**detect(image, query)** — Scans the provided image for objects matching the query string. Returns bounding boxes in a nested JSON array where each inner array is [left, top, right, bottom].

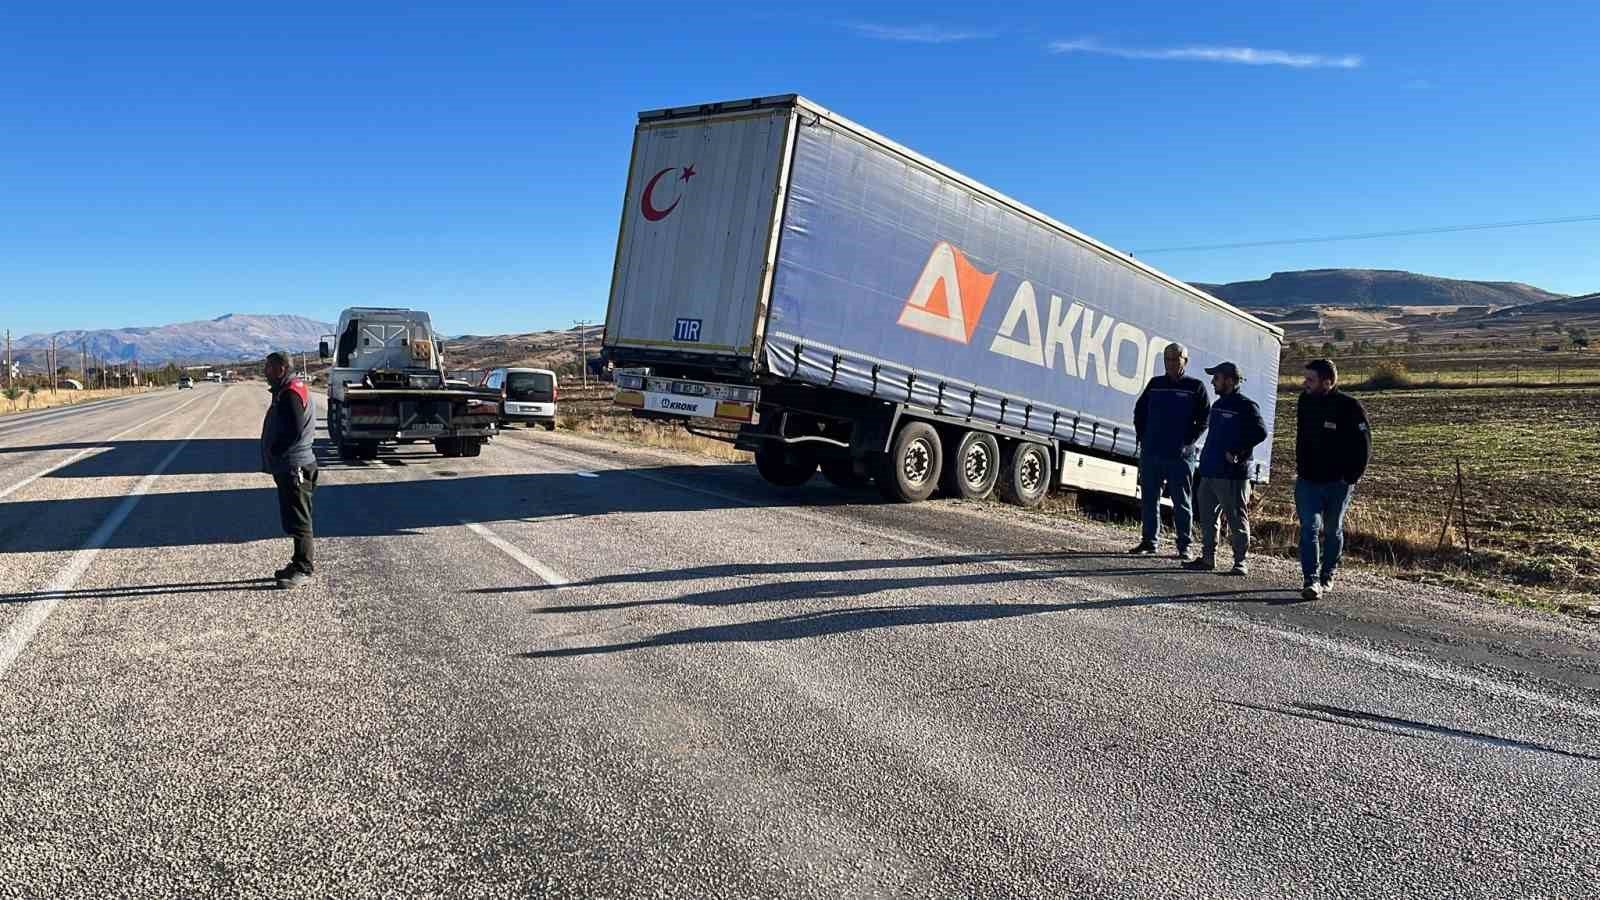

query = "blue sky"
[[4, 1, 1597, 336]]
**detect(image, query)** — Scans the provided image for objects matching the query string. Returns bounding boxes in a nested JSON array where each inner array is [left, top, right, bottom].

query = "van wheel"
[[877, 420, 942, 503], [820, 459, 870, 490], [543, 421, 557, 432], [997, 441, 1051, 508], [755, 444, 817, 487], [941, 430, 1000, 500]]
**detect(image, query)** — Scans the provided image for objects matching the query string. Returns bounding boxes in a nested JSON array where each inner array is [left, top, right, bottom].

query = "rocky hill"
[[1190, 269, 1564, 309], [13, 314, 333, 368]]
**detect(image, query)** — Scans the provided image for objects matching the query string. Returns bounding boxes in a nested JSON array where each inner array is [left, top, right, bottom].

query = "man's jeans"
[[1295, 478, 1354, 583], [1195, 477, 1251, 565], [1139, 453, 1197, 551]]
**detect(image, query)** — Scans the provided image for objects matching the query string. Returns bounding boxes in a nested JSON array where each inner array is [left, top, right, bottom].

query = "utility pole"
[[4, 329, 10, 392], [81, 340, 87, 387], [574, 320, 591, 387], [50, 336, 57, 392]]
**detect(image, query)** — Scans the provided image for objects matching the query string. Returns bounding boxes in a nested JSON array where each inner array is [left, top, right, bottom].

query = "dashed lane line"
[[0, 387, 231, 680], [462, 520, 570, 587]]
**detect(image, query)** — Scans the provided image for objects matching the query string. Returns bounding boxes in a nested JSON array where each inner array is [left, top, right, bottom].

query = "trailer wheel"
[[877, 420, 942, 503], [337, 442, 360, 462], [941, 430, 1000, 500], [997, 441, 1051, 508], [460, 437, 482, 458], [820, 459, 871, 490], [435, 437, 462, 458], [755, 444, 817, 487]]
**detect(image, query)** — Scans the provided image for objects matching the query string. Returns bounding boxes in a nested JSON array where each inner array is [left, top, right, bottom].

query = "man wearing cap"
[[260, 351, 318, 589], [1295, 358, 1371, 600], [1131, 342, 1211, 559], [1184, 362, 1268, 576]]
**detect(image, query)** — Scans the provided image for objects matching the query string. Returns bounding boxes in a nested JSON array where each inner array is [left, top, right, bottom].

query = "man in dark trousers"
[[1131, 342, 1211, 560], [1295, 358, 1371, 601], [1184, 362, 1268, 576], [260, 351, 318, 589]]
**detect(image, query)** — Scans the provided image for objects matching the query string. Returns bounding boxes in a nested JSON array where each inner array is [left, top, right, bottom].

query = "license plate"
[[412, 423, 444, 432]]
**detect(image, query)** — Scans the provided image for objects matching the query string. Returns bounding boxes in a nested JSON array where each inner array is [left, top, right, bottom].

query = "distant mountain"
[[1190, 269, 1565, 309], [13, 313, 333, 368], [1486, 291, 1600, 318]]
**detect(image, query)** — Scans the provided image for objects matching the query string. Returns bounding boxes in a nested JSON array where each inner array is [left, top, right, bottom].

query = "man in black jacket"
[[1131, 343, 1211, 559], [1183, 362, 1268, 576], [1294, 358, 1371, 601], [261, 352, 318, 589]]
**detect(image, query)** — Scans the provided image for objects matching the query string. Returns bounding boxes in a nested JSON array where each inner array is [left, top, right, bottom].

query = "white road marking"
[[463, 520, 570, 587], [0, 390, 211, 501], [498, 434, 1600, 723], [0, 388, 230, 680]]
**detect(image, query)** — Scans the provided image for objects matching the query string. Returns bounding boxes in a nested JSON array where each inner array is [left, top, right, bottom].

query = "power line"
[[1132, 214, 1600, 255]]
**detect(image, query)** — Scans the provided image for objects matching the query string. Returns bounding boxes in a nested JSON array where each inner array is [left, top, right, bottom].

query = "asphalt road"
[[1, 383, 1597, 898]]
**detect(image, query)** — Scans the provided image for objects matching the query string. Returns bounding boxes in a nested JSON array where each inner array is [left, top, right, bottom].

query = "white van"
[[481, 367, 558, 430]]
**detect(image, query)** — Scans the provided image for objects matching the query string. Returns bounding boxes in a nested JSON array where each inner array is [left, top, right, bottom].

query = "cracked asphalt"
[[1, 383, 1597, 898]]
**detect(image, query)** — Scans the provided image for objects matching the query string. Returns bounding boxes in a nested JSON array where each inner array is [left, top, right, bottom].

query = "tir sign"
[[674, 318, 702, 342]]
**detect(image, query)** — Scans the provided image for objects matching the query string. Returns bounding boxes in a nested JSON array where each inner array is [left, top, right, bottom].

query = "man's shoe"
[[276, 569, 311, 589], [273, 564, 297, 580], [1227, 561, 1249, 576], [1128, 542, 1157, 555], [1181, 557, 1216, 571], [1318, 577, 1334, 597], [1175, 547, 1194, 563], [1301, 580, 1322, 601]]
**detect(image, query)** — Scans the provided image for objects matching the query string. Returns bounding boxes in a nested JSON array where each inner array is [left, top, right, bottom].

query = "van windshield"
[[506, 372, 554, 401]]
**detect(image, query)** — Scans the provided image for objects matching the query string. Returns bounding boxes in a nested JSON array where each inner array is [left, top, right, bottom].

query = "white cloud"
[[1049, 37, 1362, 69], [848, 22, 995, 44]]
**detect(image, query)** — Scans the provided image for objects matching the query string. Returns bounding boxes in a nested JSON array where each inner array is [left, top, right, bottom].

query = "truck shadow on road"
[[517, 588, 1305, 659], [0, 438, 264, 477], [0, 464, 953, 553]]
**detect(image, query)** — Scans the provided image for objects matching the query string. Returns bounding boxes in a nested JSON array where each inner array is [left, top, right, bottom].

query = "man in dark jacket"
[[1295, 358, 1371, 601], [261, 351, 318, 588], [1183, 362, 1268, 576], [1131, 342, 1211, 559]]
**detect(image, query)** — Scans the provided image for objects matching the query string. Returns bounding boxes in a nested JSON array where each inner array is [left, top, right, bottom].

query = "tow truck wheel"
[[997, 441, 1051, 508], [337, 442, 359, 462], [941, 430, 1000, 500], [876, 420, 942, 503], [754, 444, 817, 488], [358, 440, 380, 460]]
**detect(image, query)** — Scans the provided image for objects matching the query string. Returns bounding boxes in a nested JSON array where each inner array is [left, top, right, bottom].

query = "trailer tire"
[[820, 459, 871, 490], [877, 420, 942, 503], [460, 437, 482, 458], [359, 440, 381, 460], [435, 437, 462, 458], [337, 442, 360, 462], [997, 441, 1051, 508], [941, 430, 1000, 500], [755, 444, 817, 488]]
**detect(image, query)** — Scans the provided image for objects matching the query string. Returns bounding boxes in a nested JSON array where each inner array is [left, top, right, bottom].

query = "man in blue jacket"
[[1183, 362, 1268, 576], [1130, 342, 1211, 559]]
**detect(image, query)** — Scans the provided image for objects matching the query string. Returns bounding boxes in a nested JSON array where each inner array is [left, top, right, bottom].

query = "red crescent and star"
[[640, 164, 696, 221]]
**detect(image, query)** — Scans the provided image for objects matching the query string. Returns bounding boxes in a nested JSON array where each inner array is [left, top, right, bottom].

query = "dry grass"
[[0, 386, 157, 417], [559, 410, 750, 463]]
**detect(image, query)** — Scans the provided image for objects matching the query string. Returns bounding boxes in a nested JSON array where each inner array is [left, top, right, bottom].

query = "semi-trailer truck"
[[601, 95, 1284, 505]]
